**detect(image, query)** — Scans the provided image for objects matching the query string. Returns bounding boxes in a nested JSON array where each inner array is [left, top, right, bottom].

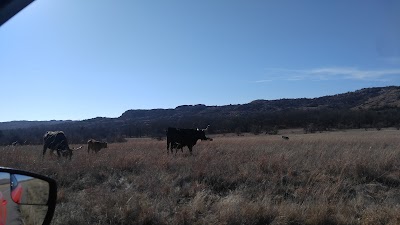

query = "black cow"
[[166, 126, 212, 154], [43, 131, 75, 160]]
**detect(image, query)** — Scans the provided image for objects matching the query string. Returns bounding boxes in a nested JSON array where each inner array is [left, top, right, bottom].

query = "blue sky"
[[1, 0, 400, 122]]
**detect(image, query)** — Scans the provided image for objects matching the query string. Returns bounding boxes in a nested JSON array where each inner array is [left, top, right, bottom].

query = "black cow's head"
[[196, 128, 213, 141]]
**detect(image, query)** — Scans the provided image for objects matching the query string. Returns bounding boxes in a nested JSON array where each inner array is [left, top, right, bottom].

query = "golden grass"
[[1, 129, 400, 224]]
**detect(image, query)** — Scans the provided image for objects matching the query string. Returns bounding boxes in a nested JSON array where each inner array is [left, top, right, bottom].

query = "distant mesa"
[[1, 86, 400, 143]]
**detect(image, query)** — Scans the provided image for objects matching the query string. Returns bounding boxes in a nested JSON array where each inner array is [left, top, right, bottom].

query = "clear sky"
[[1, 0, 400, 122]]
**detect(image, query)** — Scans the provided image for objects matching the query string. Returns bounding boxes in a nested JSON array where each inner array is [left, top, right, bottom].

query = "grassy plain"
[[1, 129, 400, 225]]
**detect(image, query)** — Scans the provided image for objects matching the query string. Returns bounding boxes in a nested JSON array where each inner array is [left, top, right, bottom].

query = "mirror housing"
[[0, 0, 35, 26], [0, 167, 57, 225]]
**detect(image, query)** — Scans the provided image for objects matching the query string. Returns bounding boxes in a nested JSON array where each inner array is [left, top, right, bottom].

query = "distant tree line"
[[1, 107, 399, 146]]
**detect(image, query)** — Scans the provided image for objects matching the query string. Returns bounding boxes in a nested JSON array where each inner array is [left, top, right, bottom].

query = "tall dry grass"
[[1, 129, 400, 224]]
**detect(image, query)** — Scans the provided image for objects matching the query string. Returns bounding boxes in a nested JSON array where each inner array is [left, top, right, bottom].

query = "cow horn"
[[73, 146, 83, 151], [202, 125, 210, 131]]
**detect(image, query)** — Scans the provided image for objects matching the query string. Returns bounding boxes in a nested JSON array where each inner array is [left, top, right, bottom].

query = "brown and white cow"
[[87, 139, 108, 153]]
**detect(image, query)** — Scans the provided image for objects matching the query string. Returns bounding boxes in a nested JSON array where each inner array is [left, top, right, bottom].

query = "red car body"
[[0, 192, 7, 225], [10, 175, 23, 204], [11, 185, 22, 204]]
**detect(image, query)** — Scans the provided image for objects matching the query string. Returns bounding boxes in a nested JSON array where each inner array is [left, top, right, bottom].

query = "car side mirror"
[[0, 167, 57, 225]]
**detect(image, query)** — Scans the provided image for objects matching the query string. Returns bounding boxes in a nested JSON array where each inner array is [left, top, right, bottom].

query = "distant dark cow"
[[42, 131, 76, 159], [87, 139, 108, 153], [166, 126, 212, 154], [282, 136, 289, 140]]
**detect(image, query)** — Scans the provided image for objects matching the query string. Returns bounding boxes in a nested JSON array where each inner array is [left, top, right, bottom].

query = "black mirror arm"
[[44, 175, 57, 225], [0, 0, 35, 26]]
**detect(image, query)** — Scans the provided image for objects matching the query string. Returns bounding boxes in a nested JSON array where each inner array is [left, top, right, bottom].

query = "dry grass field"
[[1, 129, 400, 225]]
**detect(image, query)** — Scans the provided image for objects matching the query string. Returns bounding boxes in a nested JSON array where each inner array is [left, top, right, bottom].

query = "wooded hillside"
[[1, 86, 400, 145]]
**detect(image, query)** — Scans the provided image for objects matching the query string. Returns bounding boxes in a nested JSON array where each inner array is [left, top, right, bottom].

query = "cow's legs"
[[172, 142, 177, 154], [176, 147, 183, 154], [171, 142, 184, 154], [178, 145, 183, 153], [170, 143, 173, 154], [42, 145, 48, 157], [172, 142, 182, 154], [175, 144, 179, 154], [167, 137, 170, 153], [170, 142, 176, 154], [188, 145, 193, 154]]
